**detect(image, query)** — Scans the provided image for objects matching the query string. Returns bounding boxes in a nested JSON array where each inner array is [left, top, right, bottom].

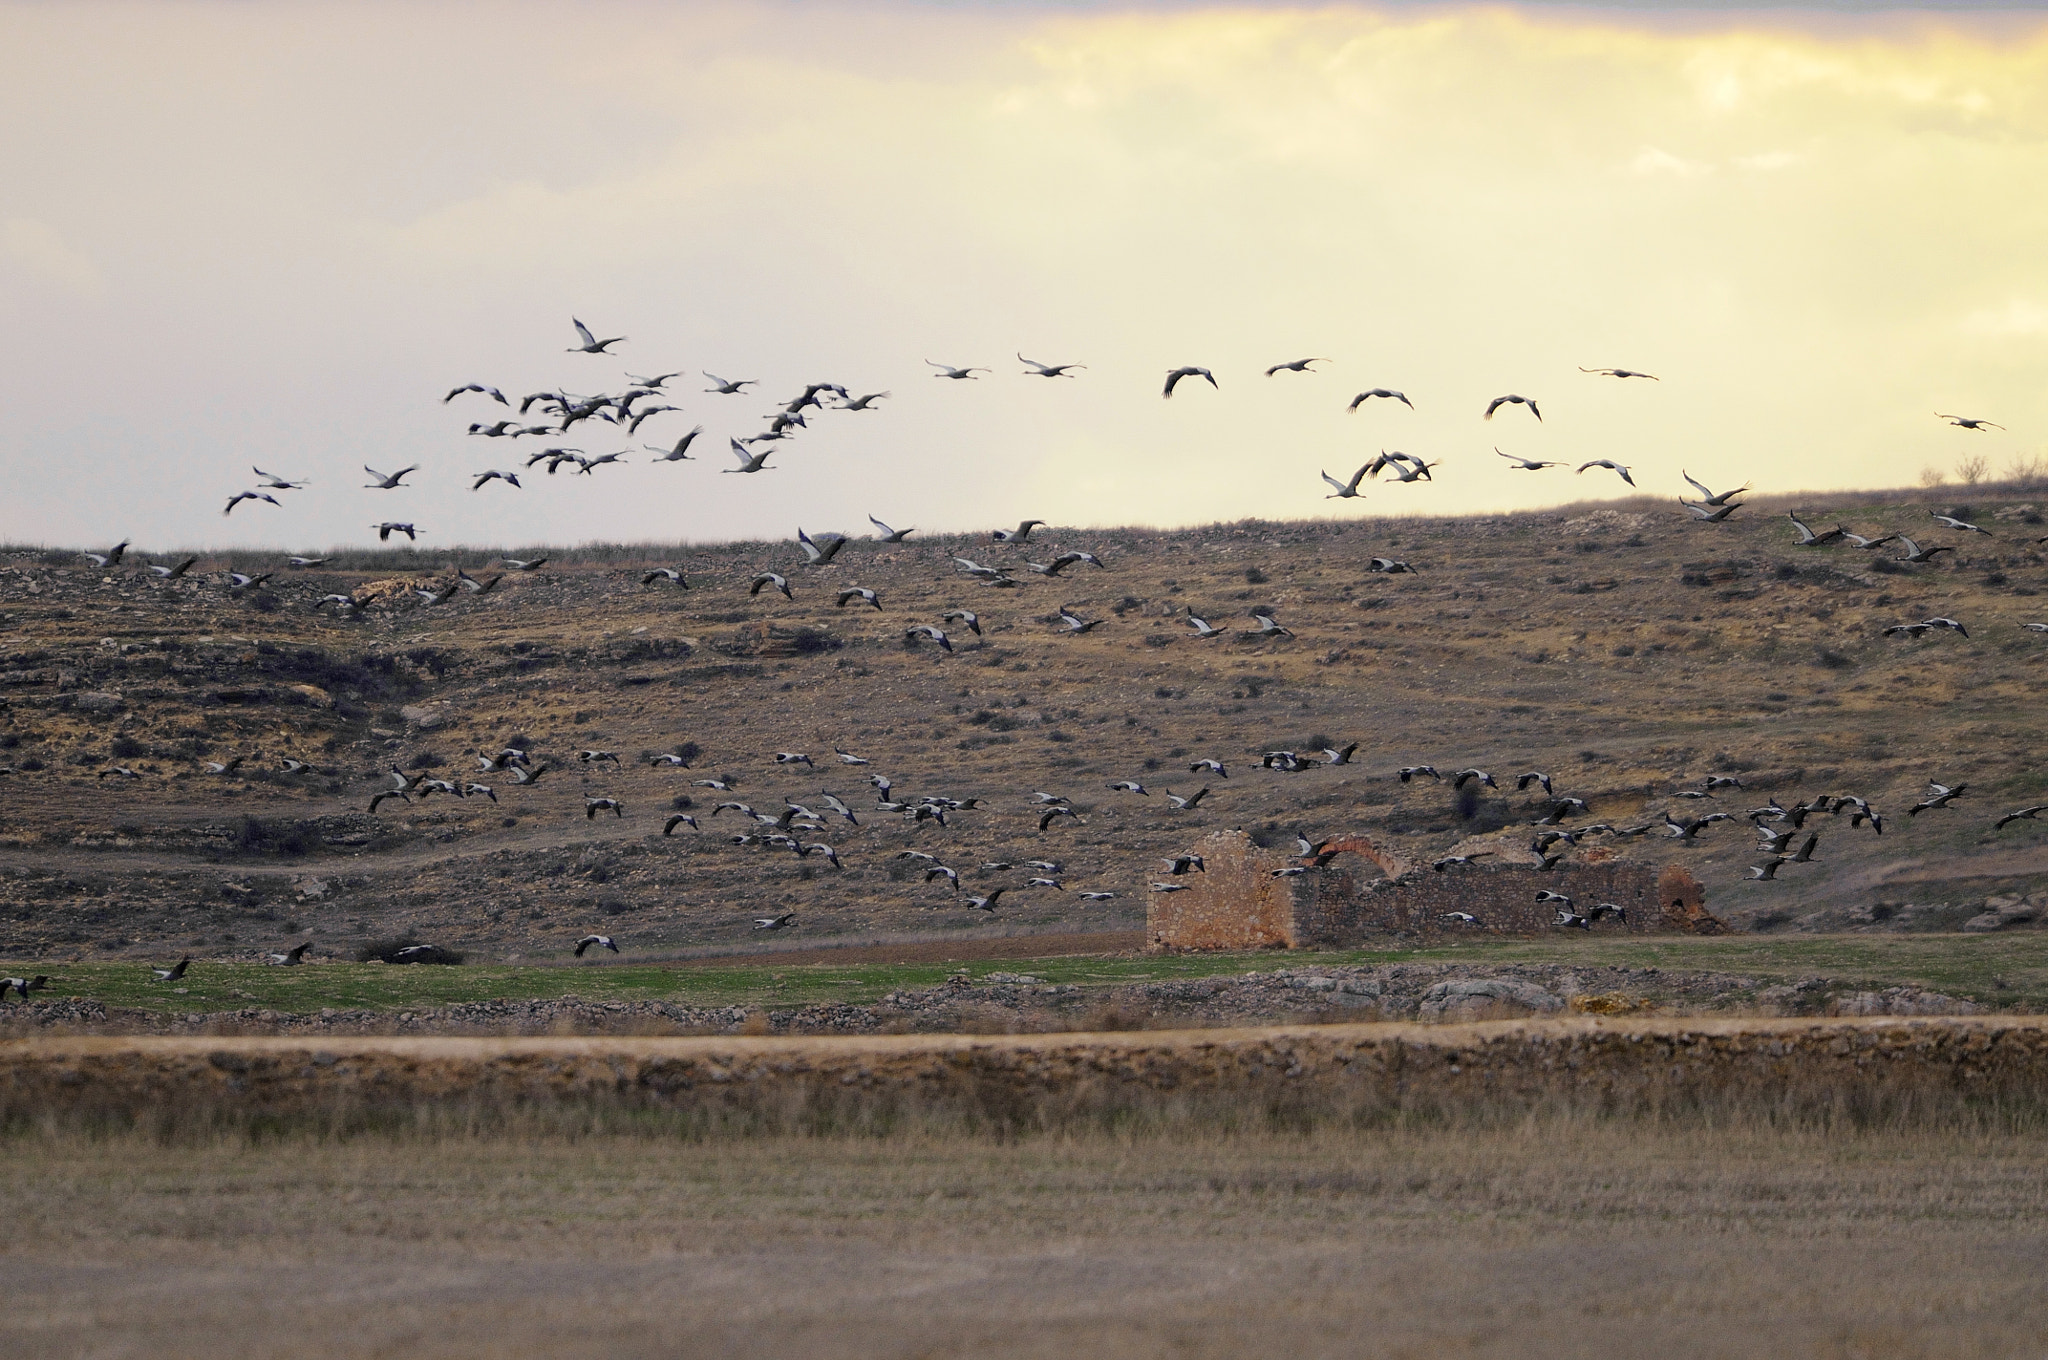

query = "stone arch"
[[1309, 834, 1412, 880]]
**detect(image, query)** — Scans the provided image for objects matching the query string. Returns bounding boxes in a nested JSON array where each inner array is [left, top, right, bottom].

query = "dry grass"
[[4, 1117, 2045, 1357]]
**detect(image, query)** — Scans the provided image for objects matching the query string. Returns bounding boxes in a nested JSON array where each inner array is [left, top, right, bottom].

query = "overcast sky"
[[3, 1, 2046, 552]]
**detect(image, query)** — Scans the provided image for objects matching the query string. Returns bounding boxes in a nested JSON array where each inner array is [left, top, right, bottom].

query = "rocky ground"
[[5, 487, 2048, 965], [0, 960, 1981, 1036]]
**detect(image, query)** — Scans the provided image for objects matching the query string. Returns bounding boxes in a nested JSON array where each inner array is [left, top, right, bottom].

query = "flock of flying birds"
[[61, 318, 2045, 971]]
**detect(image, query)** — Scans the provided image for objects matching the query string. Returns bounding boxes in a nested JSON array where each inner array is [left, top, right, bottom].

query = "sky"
[[3, 1, 2048, 552]]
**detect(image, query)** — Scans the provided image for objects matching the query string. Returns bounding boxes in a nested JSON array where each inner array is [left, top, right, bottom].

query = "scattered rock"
[[1419, 978, 1563, 1020]]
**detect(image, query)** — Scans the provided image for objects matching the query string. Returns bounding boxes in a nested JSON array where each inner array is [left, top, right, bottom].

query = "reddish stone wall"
[[1148, 830, 1720, 951], [1144, 831, 1299, 950]]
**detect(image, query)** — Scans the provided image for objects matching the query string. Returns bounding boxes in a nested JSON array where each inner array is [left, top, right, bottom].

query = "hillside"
[[3, 485, 2046, 966]]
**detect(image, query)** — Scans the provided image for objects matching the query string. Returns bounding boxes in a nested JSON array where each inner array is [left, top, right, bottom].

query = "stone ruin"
[[1147, 829, 1721, 951]]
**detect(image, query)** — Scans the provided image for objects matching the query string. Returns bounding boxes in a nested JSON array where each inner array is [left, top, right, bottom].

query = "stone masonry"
[[1148, 830, 1719, 950]]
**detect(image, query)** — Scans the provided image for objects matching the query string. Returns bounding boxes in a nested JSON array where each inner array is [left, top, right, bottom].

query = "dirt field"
[[7, 1119, 2045, 1358]]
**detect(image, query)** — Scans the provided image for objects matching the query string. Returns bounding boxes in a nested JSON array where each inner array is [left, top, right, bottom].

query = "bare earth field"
[[6, 486, 2048, 969], [8, 1120, 2047, 1359]]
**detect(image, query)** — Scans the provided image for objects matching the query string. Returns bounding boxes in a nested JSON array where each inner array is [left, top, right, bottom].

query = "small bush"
[[109, 735, 144, 759], [356, 937, 463, 965], [1244, 567, 1268, 585]]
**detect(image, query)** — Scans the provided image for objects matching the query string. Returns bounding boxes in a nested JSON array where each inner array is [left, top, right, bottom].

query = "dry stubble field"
[[7, 1118, 2047, 1359]]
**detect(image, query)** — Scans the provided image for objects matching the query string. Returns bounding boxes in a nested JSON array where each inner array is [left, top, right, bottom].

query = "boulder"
[[71, 691, 123, 713], [1419, 978, 1562, 1021]]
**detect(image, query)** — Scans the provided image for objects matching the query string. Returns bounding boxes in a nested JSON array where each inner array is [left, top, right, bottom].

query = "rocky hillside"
[[3, 485, 2046, 964]]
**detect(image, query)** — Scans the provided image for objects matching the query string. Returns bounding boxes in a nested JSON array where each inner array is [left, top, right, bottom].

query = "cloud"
[[0, 218, 103, 295], [1631, 147, 1713, 176], [1733, 150, 1800, 171], [1961, 298, 2048, 337]]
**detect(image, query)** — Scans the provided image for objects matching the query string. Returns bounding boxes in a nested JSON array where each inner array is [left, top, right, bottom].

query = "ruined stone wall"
[[1145, 830, 1298, 949], [1149, 830, 1713, 951]]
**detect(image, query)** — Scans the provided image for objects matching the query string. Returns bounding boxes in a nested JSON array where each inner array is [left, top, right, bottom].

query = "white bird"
[[1251, 612, 1292, 637], [1580, 366, 1659, 380], [625, 372, 681, 389], [150, 958, 192, 982], [939, 609, 981, 636], [287, 556, 330, 567], [836, 587, 882, 610], [839, 391, 890, 410], [1681, 471, 1747, 505], [1265, 357, 1329, 376], [1930, 511, 1992, 535], [1788, 513, 1846, 546], [703, 372, 756, 394], [750, 572, 792, 599], [992, 520, 1046, 543], [1108, 780, 1148, 795], [1186, 611, 1223, 638], [574, 934, 620, 956], [1321, 466, 1370, 499], [798, 528, 848, 565], [726, 440, 774, 473], [1056, 606, 1103, 634], [80, 540, 130, 567], [363, 465, 419, 490], [1894, 536, 1954, 564], [1577, 460, 1634, 487], [251, 466, 307, 489], [568, 318, 624, 353], [1163, 366, 1217, 398], [1936, 412, 2001, 431], [646, 427, 703, 462], [444, 383, 509, 404], [499, 556, 547, 571], [1020, 354, 1084, 377], [147, 558, 199, 577], [905, 624, 953, 652], [372, 523, 416, 541], [266, 943, 311, 966], [1680, 500, 1743, 522], [926, 360, 988, 379], [223, 491, 281, 515], [471, 470, 521, 491], [868, 515, 915, 543], [775, 752, 814, 767], [226, 571, 271, 589], [1484, 394, 1541, 421], [753, 913, 797, 931], [1348, 388, 1413, 411], [1497, 449, 1562, 471], [832, 748, 869, 766], [642, 567, 687, 586]]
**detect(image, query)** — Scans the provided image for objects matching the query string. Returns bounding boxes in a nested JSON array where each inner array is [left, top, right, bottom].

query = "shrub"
[[356, 937, 463, 965]]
